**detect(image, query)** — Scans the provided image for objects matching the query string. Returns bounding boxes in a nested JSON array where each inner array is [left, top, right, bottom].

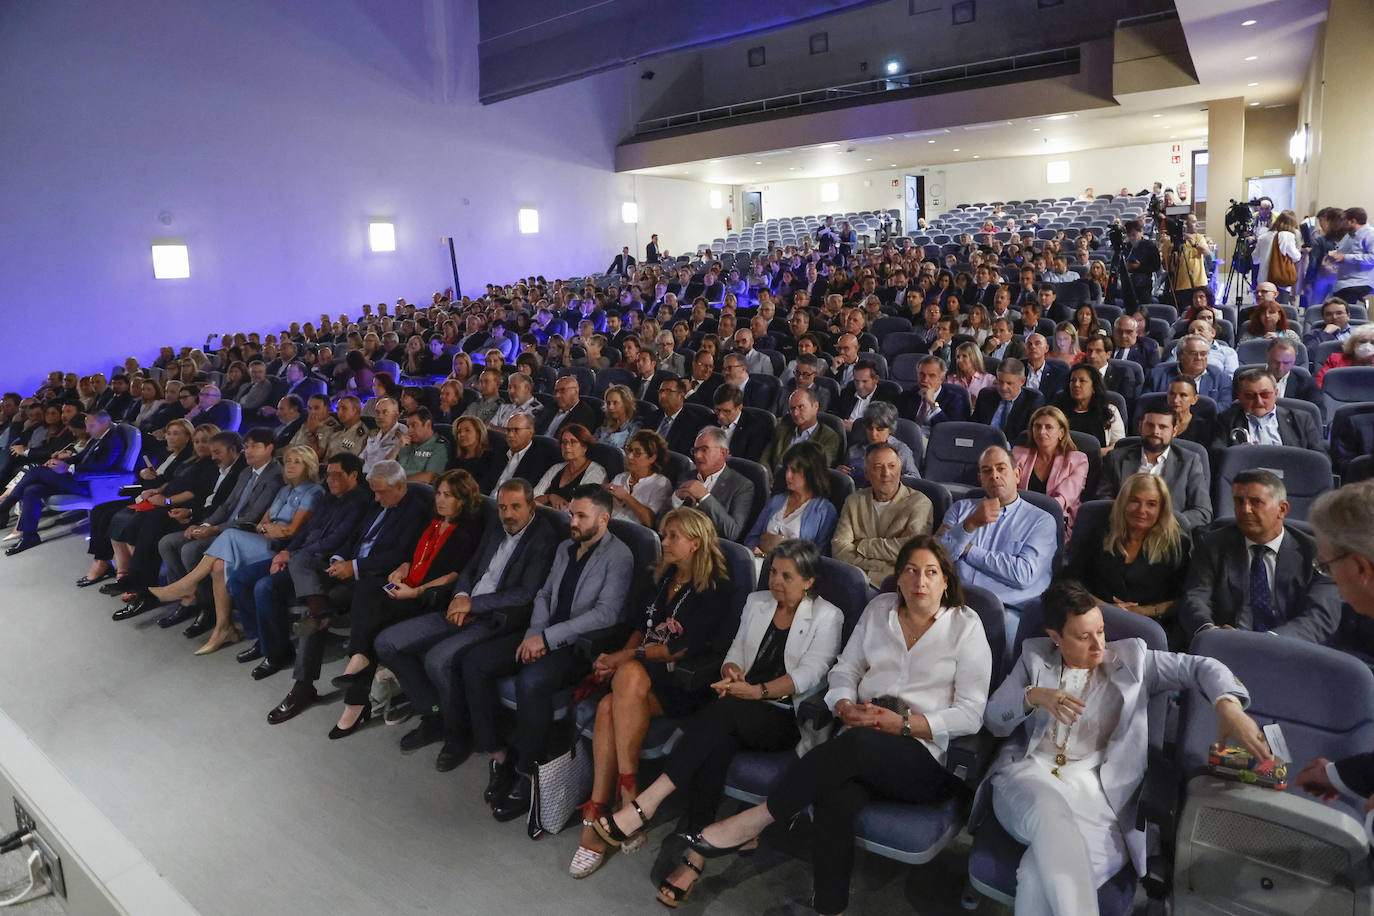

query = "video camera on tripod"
[[1223, 199, 1261, 273], [1161, 205, 1192, 248]]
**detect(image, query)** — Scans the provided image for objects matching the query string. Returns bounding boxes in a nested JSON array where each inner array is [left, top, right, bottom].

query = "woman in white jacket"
[[984, 578, 1269, 915], [590, 538, 843, 907], [681, 535, 993, 915], [1254, 209, 1302, 293]]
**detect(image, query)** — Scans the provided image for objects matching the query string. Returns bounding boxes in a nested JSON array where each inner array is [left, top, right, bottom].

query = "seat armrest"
[[945, 731, 995, 786], [672, 656, 724, 691], [572, 624, 631, 659], [797, 692, 833, 728]]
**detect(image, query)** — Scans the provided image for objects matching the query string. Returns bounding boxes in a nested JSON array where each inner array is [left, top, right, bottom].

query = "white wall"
[[0, 0, 631, 393], [743, 139, 1206, 225], [621, 176, 739, 260]]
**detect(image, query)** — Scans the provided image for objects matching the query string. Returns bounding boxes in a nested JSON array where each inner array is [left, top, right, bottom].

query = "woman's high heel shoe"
[[327, 705, 372, 740], [591, 799, 648, 849], [678, 831, 756, 860], [194, 624, 243, 656]]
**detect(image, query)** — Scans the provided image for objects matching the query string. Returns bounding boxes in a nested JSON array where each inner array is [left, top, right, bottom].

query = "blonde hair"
[[655, 507, 729, 593], [282, 444, 320, 482], [1104, 473, 1183, 565]]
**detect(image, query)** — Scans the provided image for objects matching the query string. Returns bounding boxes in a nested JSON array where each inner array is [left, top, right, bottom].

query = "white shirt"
[[609, 471, 672, 524], [847, 392, 874, 422], [1025, 361, 1045, 391], [670, 466, 724, 510], [1136, 445, 1170, 476], [205, 464, 235, 509], [1274, 373, 1291, 398], [496, 443, 530, 487], [824, 593, 992, 763], [461, 519, 532, 599], [720, 416, 740, 444], [544, 408, 573, 438], [790, 422, 818, 448], [1247, 409, 1283, 446], [491, 397, 539, 428]]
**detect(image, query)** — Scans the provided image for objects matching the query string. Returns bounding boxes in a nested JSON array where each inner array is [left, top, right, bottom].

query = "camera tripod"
[[1220, 238, 1255, 309]]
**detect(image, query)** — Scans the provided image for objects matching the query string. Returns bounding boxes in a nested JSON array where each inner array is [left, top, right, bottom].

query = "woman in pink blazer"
[[1011, 406, 1090, 535]]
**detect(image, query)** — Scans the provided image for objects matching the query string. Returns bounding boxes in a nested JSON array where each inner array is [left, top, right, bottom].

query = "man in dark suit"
[[1111, 315, 1161, 371], [1180, 469, 1340, 645], [713, 385, 773, 464], [465, 486, 634, 819], [270, 395, 305, 450], [268, 462, 435, 724], [606, 246, 636, 276], [721, 353, 773, 411], [830, 360, 885, 430], [1212, 368, 1324, 451], [650, 378, 708, 456], [377, 478, 561, 769], [487, 414, 558, 494], [971, 359, 1043, 441], [671, 426, 757, 542], [101, 375, 135, 421], [1097, 408, 1212, 530], [777, 355, 833, 414], [536, 376, 601, 438], [1021, 333, 1071, 400], [644, 234, 660, 263], [901, 355, 971, 428], [1267, 339, 1322, 407], [1082, 335, 1143, 405], [983, 319, 1027, 361], [0, 411, 129, 554]]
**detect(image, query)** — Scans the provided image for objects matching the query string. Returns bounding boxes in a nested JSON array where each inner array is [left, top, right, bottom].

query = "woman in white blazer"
[[681, 535, 993, 916], [983, 579, 1270, 915], [590, 539, 842, 908]]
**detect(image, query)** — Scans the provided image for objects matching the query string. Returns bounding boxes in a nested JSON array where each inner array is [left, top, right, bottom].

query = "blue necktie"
[[992, 400, 1012, 431], [1249, 545, 1277, 632], [358, 508, 388, 558]]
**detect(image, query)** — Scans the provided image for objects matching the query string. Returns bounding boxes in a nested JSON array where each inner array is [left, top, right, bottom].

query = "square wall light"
[[820, 182, 840, 203], [708, 190, 723, 209], [150, 239, 189, 279], [368, 220, 396, 252], [621, 201, 639, 224], [518, 208, 540, 234]]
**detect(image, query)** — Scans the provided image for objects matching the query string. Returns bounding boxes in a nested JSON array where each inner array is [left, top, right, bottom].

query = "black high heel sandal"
[[656, 855, 703, 908], [591, 799, 648, 848], [678, 830, 755, 859]]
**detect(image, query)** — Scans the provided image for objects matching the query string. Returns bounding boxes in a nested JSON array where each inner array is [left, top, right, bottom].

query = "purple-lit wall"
[[0, 0, 631, 394]]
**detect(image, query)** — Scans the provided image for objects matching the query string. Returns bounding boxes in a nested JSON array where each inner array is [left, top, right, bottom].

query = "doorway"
[[904, 175, 926, 234], [743, 191, 763, 228]]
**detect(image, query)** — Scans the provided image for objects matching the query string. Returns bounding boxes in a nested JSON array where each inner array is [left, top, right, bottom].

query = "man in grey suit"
[[1098, 408, 1212, 530], [671, 426, 756, 541], [156, 428, 285, 636], [1212, 367, 1324, 451], [1180, 470, 1341, 645], [377, 479, 561, 772], [463, 485, 634, 821]]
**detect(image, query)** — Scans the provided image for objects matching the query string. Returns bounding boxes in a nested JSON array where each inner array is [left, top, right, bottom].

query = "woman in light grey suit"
[[985, 579, 1270, 915]]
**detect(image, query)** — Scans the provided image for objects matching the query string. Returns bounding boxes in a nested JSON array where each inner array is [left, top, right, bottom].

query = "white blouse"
[[609, 471, 672, 524], [824, 592, 993, 764], [766, 497, 813, 538]]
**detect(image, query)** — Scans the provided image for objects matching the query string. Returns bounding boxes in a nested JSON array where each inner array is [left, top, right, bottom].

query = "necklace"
[[1049, 663, 1092, 779]]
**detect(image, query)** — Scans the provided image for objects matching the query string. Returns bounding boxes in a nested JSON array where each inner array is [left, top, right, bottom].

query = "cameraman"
[[1160, 212, 1212, 309], [1122, 220, 1160, 306]]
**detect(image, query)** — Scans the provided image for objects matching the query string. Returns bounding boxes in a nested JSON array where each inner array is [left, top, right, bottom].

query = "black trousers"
[[662, 696, 800, 834], [87, 498, 134, 561], [1337, 285, 1372, 304], [121, 507, 187, 587], [766, 728, 962, 915], [339, 577, 433, 706]]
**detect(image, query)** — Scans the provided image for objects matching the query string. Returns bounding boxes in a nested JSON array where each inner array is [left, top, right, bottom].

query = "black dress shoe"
[[183, 610, 214, 639], [399, 714, 444, 753], [111, 597, 155, 621], [156, 604, 198, 629], [266, 683, 317, 724], [251, 659, 287, 681], [491, 775, 532, 822], [76, 571, 114, 588], [5, 536, 40, 557], [435, 742, 470, 773], [485, 758, 518, 804], [235, 642, 263, 664], [327, 705, 373, 740]]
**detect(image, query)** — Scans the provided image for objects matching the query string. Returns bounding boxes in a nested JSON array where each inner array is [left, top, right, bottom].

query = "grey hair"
[[864, 400, 899, 428], [1267, 337, 1298, 356], [769, 538, 822, 587], [1309, 481, 1374, 564], [696, 425, 729, 449], [1177, 333, 1209, 352], [998, 357, 1026, 378], [1232, 469, 1287, 502], [368, 459, 407, 486]]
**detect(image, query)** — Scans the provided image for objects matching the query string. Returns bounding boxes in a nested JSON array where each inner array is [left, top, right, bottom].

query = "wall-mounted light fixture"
[[621, 202, 639, 224], [368, 219, 396, 252], [151, 239, 190, 279], [518, 208, 540, 234]]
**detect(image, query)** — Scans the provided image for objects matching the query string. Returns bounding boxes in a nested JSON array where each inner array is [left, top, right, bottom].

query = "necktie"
[[358, 508, 389, 558], [231, 471, 260, 519], [1249, 545, 1277, 632], [992, 400, 1012, 430], [658, 415, 672, 437]]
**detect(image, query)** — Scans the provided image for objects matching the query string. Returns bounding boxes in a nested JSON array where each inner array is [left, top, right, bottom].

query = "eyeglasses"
[[1312, 552, 1351, 577]]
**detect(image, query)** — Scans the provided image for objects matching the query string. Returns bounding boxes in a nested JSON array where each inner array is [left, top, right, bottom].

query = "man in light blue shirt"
[[937, 445, 1057, 646], [1330, 208, 1374, 302]]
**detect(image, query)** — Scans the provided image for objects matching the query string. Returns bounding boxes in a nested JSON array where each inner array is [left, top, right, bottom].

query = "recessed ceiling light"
[[1241, 19, 1256, 25], [952, 148, 960, 152], [1032, 128, 1041, 132], [1249, 101, 1259, 106], [865, 157, 872, 162], [1247, 82, 1259, 87], [1244, 55, 1258, 61], [927, 139, 935, 144], [709, 159, 721, 163], [787, 167, 794, 170], [889, 163, 897, 167], [1045, 114, 1070, 121], [973, 155, 980, 159], [1169, 135, 1176, 139], [1152, 114, 1162, 118]]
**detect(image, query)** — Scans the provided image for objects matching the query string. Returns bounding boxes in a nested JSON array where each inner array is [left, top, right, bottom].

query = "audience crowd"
[[2, 190, 1373, 915]]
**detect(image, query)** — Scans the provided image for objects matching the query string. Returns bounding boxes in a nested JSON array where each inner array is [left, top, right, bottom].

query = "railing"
[[633, 46, 1080, 136]]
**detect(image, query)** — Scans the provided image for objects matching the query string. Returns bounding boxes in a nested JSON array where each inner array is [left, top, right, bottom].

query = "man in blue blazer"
[[1, 410, 128, 554], [901, 355, 971, 427], [463, 485, 634, 821], [1021, 335, 1070, 400], [377, 478, 561, 771], [1110, 315, 1161, 371], [267, 463, 434, 724], [1148, 335, 1232, 406]]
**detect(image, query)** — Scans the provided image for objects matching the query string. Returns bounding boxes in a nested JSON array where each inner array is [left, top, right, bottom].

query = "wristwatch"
[[634, 644, 646, 661], [759, 682, 770, 699], [901, 710, 912, 738]]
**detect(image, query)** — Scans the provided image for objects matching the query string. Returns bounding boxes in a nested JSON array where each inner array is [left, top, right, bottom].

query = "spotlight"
[[884, 60, 900, 75]]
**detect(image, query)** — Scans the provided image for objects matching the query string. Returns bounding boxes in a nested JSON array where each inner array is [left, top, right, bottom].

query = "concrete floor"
[[0, 523, 1010, 916]]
